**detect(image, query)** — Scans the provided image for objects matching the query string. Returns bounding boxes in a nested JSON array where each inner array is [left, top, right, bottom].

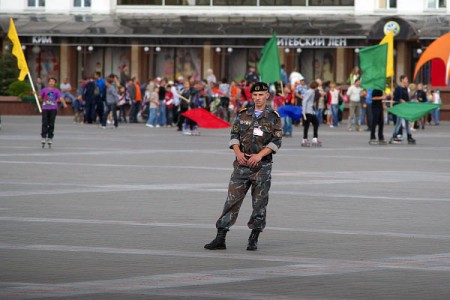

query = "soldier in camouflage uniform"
[[205, 82, 282, 251]]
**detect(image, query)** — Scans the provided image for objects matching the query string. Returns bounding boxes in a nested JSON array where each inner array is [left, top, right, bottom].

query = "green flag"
[[387, 102, 442, 122], [258, 34, 281, 83], [359, 43, 387, 91]]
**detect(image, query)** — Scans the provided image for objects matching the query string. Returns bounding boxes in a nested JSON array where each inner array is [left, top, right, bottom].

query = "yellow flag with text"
[[7, 18, 29, 81], [379, 30, 394, 78]]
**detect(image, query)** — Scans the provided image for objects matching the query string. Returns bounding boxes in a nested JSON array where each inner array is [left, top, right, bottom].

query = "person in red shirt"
[[165, 85, 174, 127], [211, 84, 223, 96], [240, 81, 254, 108], [281, 84, 294, 137]]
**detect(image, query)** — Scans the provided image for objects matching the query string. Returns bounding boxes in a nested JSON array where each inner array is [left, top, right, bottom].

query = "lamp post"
[[32, 45, 42, 79], [76, 45, 93, 79], [144, 46, 157, 80], [225, 47, 233, 80]]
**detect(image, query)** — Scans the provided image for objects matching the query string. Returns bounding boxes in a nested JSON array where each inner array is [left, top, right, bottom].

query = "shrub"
[[6, 80, 32, 99]]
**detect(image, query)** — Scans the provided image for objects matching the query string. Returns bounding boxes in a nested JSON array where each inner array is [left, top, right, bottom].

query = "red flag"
[[431, 58, 446, 87], [182, 108, 231, 129]]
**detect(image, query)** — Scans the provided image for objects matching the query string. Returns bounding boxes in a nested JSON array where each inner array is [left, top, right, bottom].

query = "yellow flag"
[[7, 18, 29, 81], [379, 30, 394, 78]]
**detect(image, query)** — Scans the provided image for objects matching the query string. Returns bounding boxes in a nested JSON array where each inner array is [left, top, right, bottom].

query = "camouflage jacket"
[[229, 106, 282, 162]]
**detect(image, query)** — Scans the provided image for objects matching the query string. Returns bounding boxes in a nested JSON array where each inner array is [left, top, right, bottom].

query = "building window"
[[117, 0, 354, 4], [378, 0, 396, 8], [117, 0, 162, 4], [212, 0, 257, 5], [299, 49, 336, 82], [28, 0, 45, 7], [308, 0, 354, 5], [426, 0, 446, 8], [165, 0, 210, 5], [74, 0, 91, 7], [260, 0, 306, 5]]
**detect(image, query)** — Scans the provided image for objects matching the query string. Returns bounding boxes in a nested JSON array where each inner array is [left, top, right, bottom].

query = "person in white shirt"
[[329, 82, 342, 128], [170, 81, 180, 125], [346, 79, 362, 131], [289, 70, 303, 87], [206, 68, 216, 84], [60, 78, 76, 105], [432, 89, 441, 125]]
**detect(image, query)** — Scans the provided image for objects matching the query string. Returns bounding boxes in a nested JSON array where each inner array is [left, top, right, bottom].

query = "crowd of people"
[[40, 69, 236, 134], [274, 67, 442, 146], [38, 64, 442, 145], [42, 66, 266, 136], [343, 71, 442, 145]]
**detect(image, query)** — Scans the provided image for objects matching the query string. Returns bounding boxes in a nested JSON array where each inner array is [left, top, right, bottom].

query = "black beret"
[[250, 82, 269, 93]]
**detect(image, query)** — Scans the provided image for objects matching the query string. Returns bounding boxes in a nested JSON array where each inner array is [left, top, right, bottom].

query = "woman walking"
[[302, 81, 321, 147]]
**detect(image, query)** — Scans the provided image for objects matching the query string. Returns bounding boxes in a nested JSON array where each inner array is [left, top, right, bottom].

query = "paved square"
[[1, 116, 450, 299]]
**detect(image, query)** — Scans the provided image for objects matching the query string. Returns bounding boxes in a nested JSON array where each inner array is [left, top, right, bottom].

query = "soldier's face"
[[252, 91, 269, 109]]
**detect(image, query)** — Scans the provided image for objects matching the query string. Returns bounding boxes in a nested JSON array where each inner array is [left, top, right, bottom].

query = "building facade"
[[0, 0, 449, 88]]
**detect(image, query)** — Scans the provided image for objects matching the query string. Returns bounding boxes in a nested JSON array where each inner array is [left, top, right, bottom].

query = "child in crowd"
[[165, 84, 174, 127], [117, 85, 129, 123], [145, 86, 160, 128]]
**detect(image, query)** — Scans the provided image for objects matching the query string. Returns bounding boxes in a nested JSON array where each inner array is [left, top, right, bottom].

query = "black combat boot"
[[246, 229, 261, 251], [204, 229, 228, 250]]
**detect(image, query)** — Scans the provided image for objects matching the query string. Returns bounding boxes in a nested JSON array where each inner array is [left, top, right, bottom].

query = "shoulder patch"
[[239, 108, 248, 113], [273, 111, 280, 118]]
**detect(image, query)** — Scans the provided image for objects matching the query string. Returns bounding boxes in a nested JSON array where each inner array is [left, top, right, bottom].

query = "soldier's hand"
[[236, 152, 248, 166], [247, 154, 262, 168]]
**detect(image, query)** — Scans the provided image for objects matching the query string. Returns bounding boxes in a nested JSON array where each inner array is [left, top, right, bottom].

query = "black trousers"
[[370, 104, 384, 140], [205, 97, 212, 112], [84, 101, 96, 124], [172, 105, 179, 124], [186, 116, 197, 130], [129, 101, 140, 123], [220, 97, 230, 122], [95, 101, 104, 123], [177, 108, 188, 130], [365, 103, 373, 130], [41, 109, 57, 139], [303, 113, 319, 139]]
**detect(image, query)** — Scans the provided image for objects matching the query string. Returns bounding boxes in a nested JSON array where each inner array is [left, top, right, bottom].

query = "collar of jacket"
[[246, 106, 270, 118]]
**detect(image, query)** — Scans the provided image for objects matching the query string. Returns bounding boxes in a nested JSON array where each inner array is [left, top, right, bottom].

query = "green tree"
[[0, 51, 20, 96], [7, 81, 32, 99]]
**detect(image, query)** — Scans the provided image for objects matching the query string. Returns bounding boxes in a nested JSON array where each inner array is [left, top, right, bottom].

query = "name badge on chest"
[[253, 126, 263, 136]]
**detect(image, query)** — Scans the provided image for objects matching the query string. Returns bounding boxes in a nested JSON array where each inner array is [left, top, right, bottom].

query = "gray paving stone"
[[0, 116, 449, 299]]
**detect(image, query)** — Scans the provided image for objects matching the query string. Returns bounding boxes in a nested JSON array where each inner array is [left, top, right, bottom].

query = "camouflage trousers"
[[216, 160, 272, 231]]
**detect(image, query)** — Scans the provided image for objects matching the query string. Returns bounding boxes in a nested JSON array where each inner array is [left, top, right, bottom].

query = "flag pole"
[[27, 72, 42, 113], [390, 76, 393, 108], [280, 81, 284, 97]]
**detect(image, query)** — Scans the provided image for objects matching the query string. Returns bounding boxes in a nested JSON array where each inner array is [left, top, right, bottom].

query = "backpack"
[[94, 83, 100, 96]]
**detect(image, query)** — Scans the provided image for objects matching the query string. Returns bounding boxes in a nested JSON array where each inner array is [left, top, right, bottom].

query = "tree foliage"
[[0, 52, 20, 96], [7, 80, 32, 98]]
